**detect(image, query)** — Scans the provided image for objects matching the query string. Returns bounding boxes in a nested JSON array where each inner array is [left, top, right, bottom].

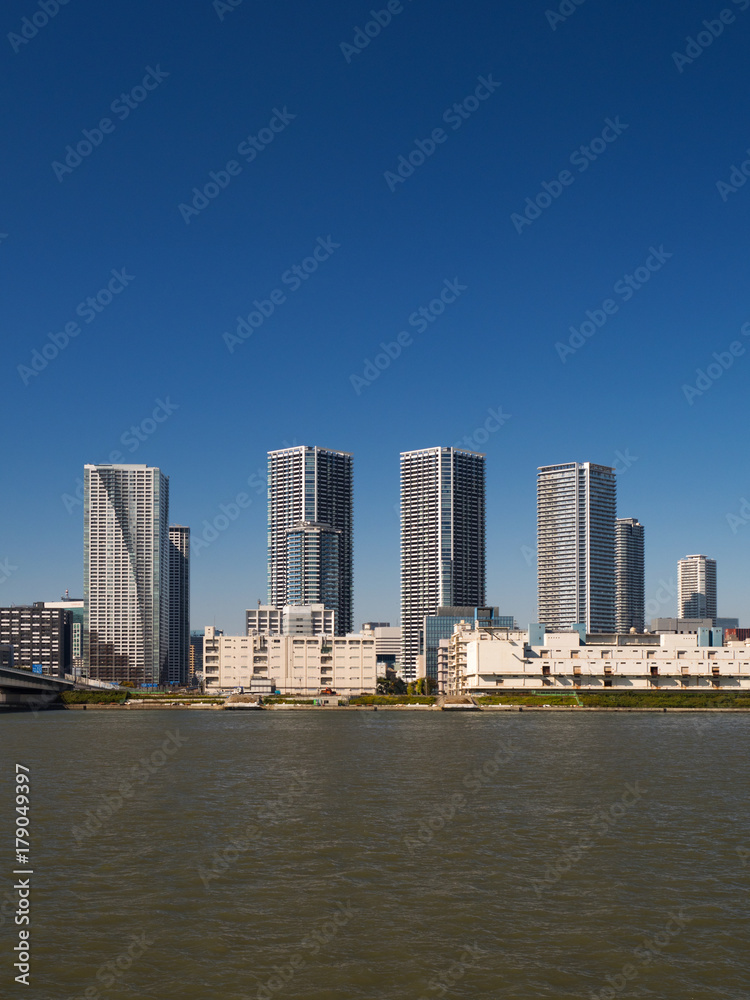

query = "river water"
[[2, 710, 749, 999]]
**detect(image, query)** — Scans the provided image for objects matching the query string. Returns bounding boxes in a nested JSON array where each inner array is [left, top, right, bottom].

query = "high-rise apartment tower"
[[267, 446, 353, 635], [84, 464, 170, 685], [537, 462, 616, 633], [400, 447, 486, 680], [678, 555, 717, 624], [168, 525, 190, 686], [615, 518, 645, 632]]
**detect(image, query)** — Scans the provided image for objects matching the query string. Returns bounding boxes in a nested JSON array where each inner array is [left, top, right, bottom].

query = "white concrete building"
[[203, 626, 376, 696], [245, 604, 336, 635], [678, 554, 717, 623], [446, 622, 750, 694]]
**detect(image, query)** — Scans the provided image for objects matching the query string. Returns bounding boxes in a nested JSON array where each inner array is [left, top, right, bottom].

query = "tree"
[[377, 675, 407, 695], [407, 677, 438, 696]]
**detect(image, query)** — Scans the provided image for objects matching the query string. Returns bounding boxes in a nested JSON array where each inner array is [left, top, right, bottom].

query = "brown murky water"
[[2, 710, 749, 999]]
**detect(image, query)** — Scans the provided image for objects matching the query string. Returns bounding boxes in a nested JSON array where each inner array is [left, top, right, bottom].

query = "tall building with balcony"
[[168, 525, 190, 685], [615, 518, 645, 632], [285, 521, 341, 609], [267, 446, 353, 634], [84, 464, 170, 685], [678, 555, 717, 624], [400, 447, 486, 680], [537, 462, 616, 633]]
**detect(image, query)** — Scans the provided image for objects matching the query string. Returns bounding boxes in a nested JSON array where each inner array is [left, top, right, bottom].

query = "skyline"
[[3, 0, 750, 634], [1, 448, 743, 638]]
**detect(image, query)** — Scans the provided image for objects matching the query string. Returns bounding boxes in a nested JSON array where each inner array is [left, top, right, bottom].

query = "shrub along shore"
[[47, 690, 750, 710]]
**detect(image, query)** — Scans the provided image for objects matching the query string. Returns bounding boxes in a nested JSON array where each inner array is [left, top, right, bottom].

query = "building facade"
[[267, 446, 353, 634], [537, 462, 616, 633], [400, 447, 486, 680], [84, 464, 170, 685], [615, 518, 645, 633], [203, 626, 376, 696], [678, 555, 717, 623], [423, 606, 514, 682], [189, 629, 204, 682], [446, 621, 750, 694], [43, 596, 84, 673], [246, 605, 336, 636], [0, 606, 71, 677], [168, 525, 190, 686]]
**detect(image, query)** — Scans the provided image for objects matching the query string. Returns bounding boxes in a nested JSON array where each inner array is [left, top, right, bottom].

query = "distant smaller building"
[[189, 630, 205, 681], [0, 645, 14, 669], [369, 625, 401, 673], [652, 618, 713, 635], [716, 618, 739, 630], [0, 606, 71, 677]]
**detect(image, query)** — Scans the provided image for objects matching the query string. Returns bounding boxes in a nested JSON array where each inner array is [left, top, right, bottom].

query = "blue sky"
[[2, 0, 749, 633]]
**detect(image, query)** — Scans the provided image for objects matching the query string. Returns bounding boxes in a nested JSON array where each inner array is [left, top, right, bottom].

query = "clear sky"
[[3, 0, 749, 634]]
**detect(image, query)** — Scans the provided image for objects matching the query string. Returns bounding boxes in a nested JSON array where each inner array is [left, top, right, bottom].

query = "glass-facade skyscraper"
[[84, 464, 170, 685], [615, 518, 645, 632], [267, 446, 353, 635], [400, 447, 486, 680], [537, 462, 616, 633]]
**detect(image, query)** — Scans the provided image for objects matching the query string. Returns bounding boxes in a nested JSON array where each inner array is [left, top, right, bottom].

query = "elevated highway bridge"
[[0, 665, 75, 710]]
